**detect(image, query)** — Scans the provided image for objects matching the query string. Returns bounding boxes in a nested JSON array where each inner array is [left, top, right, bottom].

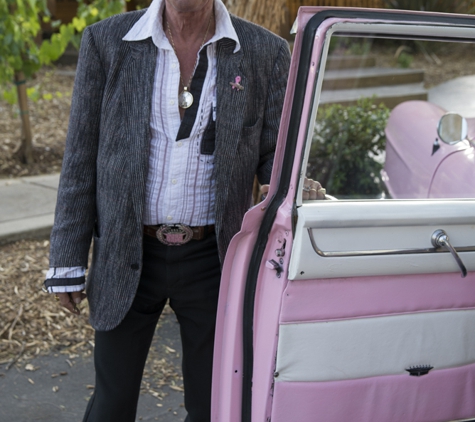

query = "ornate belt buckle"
[[156, 224, 193, 246]]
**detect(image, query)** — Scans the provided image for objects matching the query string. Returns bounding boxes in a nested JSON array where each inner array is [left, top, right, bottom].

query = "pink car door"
[[212, 8, 475, 422]]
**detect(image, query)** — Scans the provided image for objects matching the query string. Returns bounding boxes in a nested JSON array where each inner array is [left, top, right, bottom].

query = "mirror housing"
[[437, 113, 468, 145]]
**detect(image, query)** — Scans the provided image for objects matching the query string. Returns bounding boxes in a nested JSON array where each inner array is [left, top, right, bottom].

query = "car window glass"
[[306, 34, 475, 200]]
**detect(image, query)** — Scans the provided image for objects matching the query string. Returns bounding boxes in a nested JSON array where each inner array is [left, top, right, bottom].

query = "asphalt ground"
[[0, 310, 187, 422]]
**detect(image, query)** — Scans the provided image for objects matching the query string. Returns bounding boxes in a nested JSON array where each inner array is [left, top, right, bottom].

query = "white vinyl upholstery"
[[289, 200, 475, 280], [275, 309, 475, 382]]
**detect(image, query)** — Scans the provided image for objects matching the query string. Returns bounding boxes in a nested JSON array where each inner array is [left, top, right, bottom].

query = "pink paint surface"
[[272, 363, 475, 422], [384, 101, 475, 199], [212, 8, 475, 422], [245, 14, 350, 422], [212, 11, 340, 422], [280, 272, 475, 323], [429, 146, 475, 198], [384, 101, 449, 198], [212, 228, 257, 422]]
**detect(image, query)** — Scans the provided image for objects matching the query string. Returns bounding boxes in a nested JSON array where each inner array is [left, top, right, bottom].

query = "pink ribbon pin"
[[230, 76, 244, 91]]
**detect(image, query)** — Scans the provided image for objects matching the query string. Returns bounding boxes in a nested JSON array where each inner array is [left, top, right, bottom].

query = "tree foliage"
[[0, 0, 42, 84], [69, 0, 125, 47], [0, 0, 124, 163], [0, 0, 125, 95]]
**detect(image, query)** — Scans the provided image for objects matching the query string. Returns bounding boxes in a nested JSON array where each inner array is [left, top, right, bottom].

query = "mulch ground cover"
[[0, 239, 182, 399]]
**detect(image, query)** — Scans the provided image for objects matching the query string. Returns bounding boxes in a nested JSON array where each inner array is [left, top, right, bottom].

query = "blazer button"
[[131, 263, 140, 270]]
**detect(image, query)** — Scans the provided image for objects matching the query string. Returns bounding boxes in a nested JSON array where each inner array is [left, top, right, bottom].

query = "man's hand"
[[55, 292, 87, 315], [302, 177, 326, 200], [260, 184, 270, 201], [259, 177, 326, 202]]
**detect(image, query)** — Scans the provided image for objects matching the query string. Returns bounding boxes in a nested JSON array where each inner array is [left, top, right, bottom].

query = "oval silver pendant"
[[178, 89, 193, 109]]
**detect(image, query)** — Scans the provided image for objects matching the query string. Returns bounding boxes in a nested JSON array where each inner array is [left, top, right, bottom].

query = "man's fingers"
[[57, 293, 70, 306], [56, 293, 81, 315], [308, 179, 320, 200], [260, 184, 270, 201], [303, 177, 326, 200], [70, 291, 87, 305]]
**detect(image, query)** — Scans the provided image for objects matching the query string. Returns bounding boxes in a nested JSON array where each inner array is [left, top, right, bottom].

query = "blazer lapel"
[[123, 38, 157, 223], [214, 38, 246, 234]]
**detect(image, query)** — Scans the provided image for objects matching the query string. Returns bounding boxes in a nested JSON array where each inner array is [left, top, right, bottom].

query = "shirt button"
[[170, 100, 175, 105], [172, 63, 177, 69], [172, 179, 177, 185], [167, 216, 173, 221], [177, 141, 183, 147]]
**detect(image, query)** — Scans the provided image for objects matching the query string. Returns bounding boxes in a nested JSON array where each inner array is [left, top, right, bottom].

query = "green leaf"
[[27, 85, 40, 102], [2, 86, 17, 105], [72, 16, 87, 32], [0, 0, 126, 101]]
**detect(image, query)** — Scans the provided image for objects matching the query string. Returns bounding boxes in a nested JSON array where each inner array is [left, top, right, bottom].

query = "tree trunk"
[[14, 71, 34, 164]]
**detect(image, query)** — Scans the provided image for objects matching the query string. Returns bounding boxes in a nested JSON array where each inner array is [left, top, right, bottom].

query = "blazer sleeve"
[[49, 26, 106, 268], [256, 41, 291, 185]]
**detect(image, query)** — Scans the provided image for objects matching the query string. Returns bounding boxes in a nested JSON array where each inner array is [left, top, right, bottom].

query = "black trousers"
[[83, 233, 221, 422]]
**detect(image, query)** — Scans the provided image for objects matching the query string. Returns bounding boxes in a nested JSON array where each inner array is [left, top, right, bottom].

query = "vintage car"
[[384, 101, 475, 199], [212, 7, 475, 422]]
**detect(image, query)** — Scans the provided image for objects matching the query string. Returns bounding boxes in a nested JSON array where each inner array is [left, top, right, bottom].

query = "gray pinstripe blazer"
[[49, 10, 291, 330]]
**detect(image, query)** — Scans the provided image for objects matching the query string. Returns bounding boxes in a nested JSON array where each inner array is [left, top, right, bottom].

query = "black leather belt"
[[144, 224, 215, 246]]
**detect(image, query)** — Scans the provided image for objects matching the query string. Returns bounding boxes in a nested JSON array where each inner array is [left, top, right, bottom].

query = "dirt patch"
[[0, 239, 90, 366], [0, 239, 182, 398], [0, 67, 74, 179]]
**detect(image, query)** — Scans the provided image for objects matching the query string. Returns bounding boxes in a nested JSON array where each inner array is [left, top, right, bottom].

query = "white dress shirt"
[[46, 0, 240, 293], [125, 0, 239, 226]]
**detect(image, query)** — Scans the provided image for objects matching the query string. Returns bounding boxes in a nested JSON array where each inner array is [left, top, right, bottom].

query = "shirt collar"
[[122, 0, 241, 53]]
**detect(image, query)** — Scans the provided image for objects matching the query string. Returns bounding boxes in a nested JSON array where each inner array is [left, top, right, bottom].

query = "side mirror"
[[437, 112, 468, 145]]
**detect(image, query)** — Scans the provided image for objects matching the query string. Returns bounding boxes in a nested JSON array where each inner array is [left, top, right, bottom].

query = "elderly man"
[[43, 0, 297, 420]]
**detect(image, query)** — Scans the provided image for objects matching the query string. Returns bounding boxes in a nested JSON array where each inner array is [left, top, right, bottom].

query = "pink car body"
[[384, 100, 475, 199], [212, 7, 475, 422]]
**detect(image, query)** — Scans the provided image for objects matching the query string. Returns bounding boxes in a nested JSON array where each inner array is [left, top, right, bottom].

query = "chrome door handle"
[[431, 229, 467, 278], [307, 228, 474, 270]]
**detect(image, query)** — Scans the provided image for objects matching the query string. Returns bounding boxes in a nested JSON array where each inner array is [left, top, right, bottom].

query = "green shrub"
[[308, 98, 390, 199], [397, 51, 413, 68]]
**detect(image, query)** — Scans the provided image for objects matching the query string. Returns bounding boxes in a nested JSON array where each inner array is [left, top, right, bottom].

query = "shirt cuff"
[[44, 276, 86, 293], [44, 267, 86, 294], [47, 284, 86, 294], [46, 266, 86, 279]]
